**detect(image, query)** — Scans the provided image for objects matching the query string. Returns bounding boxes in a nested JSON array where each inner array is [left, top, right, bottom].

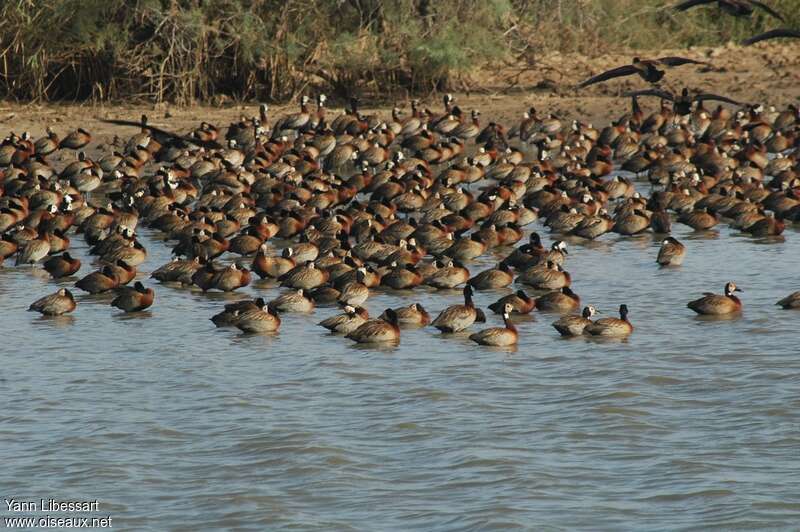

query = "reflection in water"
[[32, 314, 76, 328]]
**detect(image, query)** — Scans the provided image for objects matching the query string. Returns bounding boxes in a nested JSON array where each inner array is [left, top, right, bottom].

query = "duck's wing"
[[748, 0, 785, 22], [577, 65, 639, 89], [100, 118, 223, 149], [656, 56, 708, 68], [742, 28, 800, 45], [692, 92, 741, 106], [623, 88, 676, 101], [673, 0, 716, 11]]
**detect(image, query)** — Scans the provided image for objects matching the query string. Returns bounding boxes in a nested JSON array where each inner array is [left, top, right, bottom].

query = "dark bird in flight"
[[577, 57, 708, 89], [674, 0, 784, 22], [624, 87, 741, 116], [742, 28, 800, 45], [100, 116, 223, 150]]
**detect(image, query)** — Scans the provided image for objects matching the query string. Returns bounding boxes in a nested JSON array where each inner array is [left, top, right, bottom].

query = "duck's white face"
[[587, 305, 597, 317]]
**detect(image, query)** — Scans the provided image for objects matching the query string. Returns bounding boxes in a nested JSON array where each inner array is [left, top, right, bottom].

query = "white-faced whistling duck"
[[212, 298, 264, 327], [534, 287, 581, 313], [236, 301, 281, 333], [319, 305, 370, 334], [776, 292, 800, 310], [469, 303, 518, 346], [431, 285, 486, 333], [268, 288, 315, 313], [29, 288, 77, 316], [43, 252, 81, 278], [585, 304, 634, 337], [552, 305, 598, 337], [488, 290, 535, 315], [151, 257, 201, 285], [468, 262, 514, 290], [688, 282, 743, 315], [111, 282, 155, 313], [380, 303, 431, 326], [657, 237, 686, 266], [75, 266, 120, 294], [346, 308, 401, 344]]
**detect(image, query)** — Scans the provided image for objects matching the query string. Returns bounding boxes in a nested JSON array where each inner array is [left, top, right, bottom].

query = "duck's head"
[[724, 282, 742, 296]]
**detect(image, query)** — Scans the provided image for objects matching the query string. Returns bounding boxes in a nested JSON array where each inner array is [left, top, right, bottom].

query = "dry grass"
[[0, 0, 797, 104]]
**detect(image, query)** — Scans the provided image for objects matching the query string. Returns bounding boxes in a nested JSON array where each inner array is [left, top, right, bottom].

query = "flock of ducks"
[[3, 3, 800, 347]]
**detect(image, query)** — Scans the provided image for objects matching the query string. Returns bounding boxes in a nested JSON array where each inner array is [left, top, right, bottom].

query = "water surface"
[[2, 189, 800, 530]]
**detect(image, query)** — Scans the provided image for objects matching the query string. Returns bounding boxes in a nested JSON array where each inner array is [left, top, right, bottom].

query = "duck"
[[469, 303, 518, 346], [235, 303, 282, 333], [380, 303, 431, 326], [443, 232, 487, 261], [111, 282, 155, 312], [656, 237, 686, 266], [743, 28, 800, 45], [678, 208, 718, 231], [0, 234, 19, 264], [613, 209, 650, 235], [468, 263, 514, 290], [552, 305, 598, 336], [502, 232, 546, 269], [211, 298, 263, 327], [337, 268, 370, 306], [688, 281, 743, 315], [59, 128, 92, 150], [43, 252, 81, 278], [517, 260, 571, 290], [431, 285, 486, 332], [308, 285, 342, 304], [279, 260, 328, 290], [210, 264, 251, 292], [319, 305, 370, 334], [346, 308, 401, 344], [150, 257, 201, 285], [252, 245, 295, 279], [534, 287, 580, 313], [674, 0, 785, 21], [106, 260, 137, 286], [571, 210, 614, 239], [15, 232, 50, 266], [423, 259, 470, 289], [577, 56, 708, 88], [488, 290, 535, 314], [745, 212, 784, 237], [268, 288, 315, 313], [75, 266, 119, 294], [585, 304, 633, 337], [29, 288, 77, 316], [380, 263, 423, 289], [776, 292, 800, 309]]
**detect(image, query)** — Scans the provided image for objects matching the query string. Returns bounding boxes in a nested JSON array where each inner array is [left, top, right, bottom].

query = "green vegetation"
[[0, 0, 797, 103]]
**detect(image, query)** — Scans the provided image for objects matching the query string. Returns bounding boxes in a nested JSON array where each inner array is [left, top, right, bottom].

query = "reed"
[[0, 0, 796, 103]]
